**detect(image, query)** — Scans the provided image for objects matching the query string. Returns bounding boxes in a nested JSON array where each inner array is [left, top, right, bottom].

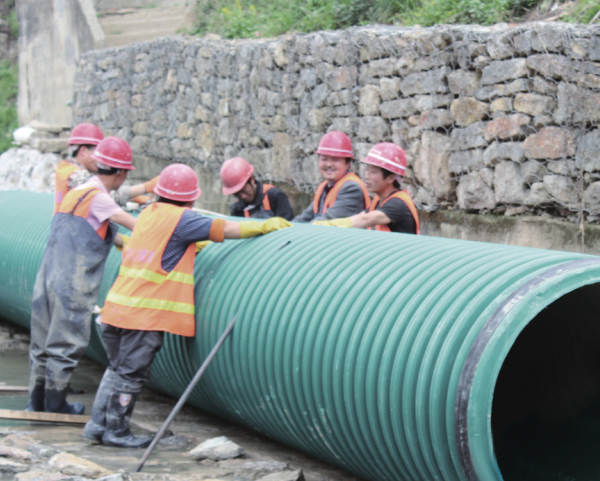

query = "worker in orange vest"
[[220, 157, 294, 220], [293, 131, 370, 223], [54, 123, 159, 214], [83, 163, 292, 448], [28, 137, 138, 416], [314, 143, 419, 234]]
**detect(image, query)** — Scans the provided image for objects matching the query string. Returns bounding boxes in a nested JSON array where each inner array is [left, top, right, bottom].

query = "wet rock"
[[233, 461, 289, 481], [457, 171, 496, 210], [157, 434, 189, 448], [189, 436, 244, 461], [523, 127, 577, 160], [1, 434, 38, 449], [0, 457, 29, 473], [258, 470, 305, 481], [48, 453, 112, 479], [0, 444, 32, 460]]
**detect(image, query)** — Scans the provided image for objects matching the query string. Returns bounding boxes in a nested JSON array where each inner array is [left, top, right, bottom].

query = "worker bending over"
[[27, 137, 138, 415], [221, 157, 294, 220], [54, 123, 159, 214], [315, 143, 419, 234], [83, 163, 292, 448], [294, 131, 369, 223]]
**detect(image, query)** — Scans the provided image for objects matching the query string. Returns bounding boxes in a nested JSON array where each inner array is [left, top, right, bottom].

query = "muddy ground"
[[0, 319, 363, 481]]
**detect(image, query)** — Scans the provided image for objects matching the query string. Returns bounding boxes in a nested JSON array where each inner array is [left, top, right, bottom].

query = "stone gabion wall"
[[73, 23, 600, 220]]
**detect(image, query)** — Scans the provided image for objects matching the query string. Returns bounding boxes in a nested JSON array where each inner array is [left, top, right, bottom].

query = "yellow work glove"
[[195, 240, 212, 253], [115, 234, 130, 252], [132, 194, 152, 204], [143, 175, 160, 194], [239, 217, 292, 238], [313, 218, 353, 228]]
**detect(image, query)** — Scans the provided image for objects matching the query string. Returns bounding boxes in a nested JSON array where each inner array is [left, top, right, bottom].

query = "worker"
[[54, 123, 159, 214], [314, 143, 419, 234], [293, 131, 370, 223], [221, 157, 294, 221], [27, 137, 138, 416], [83, 163, 292, 448]]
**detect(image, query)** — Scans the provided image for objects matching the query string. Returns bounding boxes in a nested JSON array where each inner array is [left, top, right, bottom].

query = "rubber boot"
[[25, 382, 45, 412], [44, 388, 85, 415], [83, 368, 115, 443], [102, 390, 152, 448]]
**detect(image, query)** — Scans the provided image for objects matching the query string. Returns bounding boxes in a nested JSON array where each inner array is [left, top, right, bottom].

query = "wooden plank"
[[0, 409, 90, 424], [0, 386, 28, 392]]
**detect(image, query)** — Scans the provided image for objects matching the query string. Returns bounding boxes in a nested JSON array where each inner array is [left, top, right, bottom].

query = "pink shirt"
[[73, 176, 122, 231]]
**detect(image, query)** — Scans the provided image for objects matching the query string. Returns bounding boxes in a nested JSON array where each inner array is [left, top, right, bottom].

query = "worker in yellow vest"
[[83, 163, 292, 448], [293, 131, 370, 223], [54, 123, 159, 214], [28, 137, 138, 416], [221, 157, 294, 220], [314, 143, 419, 234]]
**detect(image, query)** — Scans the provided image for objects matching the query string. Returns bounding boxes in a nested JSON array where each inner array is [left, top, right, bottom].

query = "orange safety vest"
[[368, 191, 420, 234], [102, 203, 196, 337], [58, 186, 109, 239], [312, 172, 370, 215], [54, 160, 82, 214], [244, 184, 274, 218]]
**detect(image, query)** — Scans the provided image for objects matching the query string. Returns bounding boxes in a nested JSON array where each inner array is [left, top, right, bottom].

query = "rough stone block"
[[532, 77, 558, 96], [327, 66, 357, 91], [366, 58, 396, 77], [554, 82, 600, 124], [494, 161, 525, 204], [451, 97, 488, 127], [475, 79, 533, 100], [400, 67, 450, 96], [490, 98, 512, 113], [419, 109, 453, 130], [523, 127, 577, 160], [487, 34, 515, 60], [414, 94, 453, 111], [380, 99, 415, 119], [513, 93, 556, 117], [524, 182, 551, 206], [584, 182, 600, 211], [521, 160, 546, 185], [357, 116, 389, 142], [580, 128, 600, 172], [258, 469, 305, 481], [547, 160, 577, 176], [30, 138, 69, 153], [358, 85, 381, 116], [448, 149, 484, 175], [451, 122, 488, 151], [327, 89, 352, 107], [0, 458, 29, 473], [448, 70, 480, 96], [590, 35, 600, 61], [307, 108, 332, 132], [484, 141, 525, 165], [543, 174, 577, 206], [481, 58, 528, 86], [527, 54, 574, 81], [379, 78, 401, 101], [484, 114, 530, 141], [190, 436, 244, 461], [457, 171, 496, 210], [164, 69, 178, 92], [414, 131, 453, 200]]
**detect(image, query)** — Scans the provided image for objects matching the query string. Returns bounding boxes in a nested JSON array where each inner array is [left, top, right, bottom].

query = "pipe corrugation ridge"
[[2, 191, 600, 481]]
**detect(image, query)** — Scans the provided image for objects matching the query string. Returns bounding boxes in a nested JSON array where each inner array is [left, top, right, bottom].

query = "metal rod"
[[134, 314, 237, 473]]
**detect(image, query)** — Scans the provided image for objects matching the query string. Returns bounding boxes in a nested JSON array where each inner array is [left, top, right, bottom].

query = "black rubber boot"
[[25, 382, 45, 412], [83, 368, 115, 443], [44, 388, 85, 415], [102, 390, 152, 448]]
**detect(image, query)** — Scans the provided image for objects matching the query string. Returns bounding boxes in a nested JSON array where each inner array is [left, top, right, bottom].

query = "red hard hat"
[[315, 131, 354, 159], [361, 142, 407, 176], [154, 163, 201, 202], [92, 137, 135, 170], [220, 157, 254, 195], [68, 123, 104, 146]]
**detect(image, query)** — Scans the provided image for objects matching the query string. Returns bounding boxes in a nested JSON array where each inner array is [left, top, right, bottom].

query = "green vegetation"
[[0, 61, 18, 154], [191, 0, 600, 38]]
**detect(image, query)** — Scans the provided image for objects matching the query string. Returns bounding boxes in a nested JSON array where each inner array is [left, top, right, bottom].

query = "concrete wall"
[[16, 0, 104, 127]]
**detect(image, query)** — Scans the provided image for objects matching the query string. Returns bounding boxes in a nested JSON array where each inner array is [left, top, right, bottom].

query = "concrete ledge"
[[78, 0, 105, 50]]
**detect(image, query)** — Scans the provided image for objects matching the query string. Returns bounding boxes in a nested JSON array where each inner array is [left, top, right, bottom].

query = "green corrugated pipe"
[[2, 190, 600, 481]]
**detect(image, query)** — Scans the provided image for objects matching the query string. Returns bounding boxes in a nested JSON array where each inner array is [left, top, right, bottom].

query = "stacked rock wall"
[[73, 23, 600, 222]]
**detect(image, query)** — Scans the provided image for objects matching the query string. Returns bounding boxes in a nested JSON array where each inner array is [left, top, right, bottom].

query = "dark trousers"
[[101, 323, 164, 393]]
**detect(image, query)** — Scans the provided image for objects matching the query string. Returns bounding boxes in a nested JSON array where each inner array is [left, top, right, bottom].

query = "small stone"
[[0, 458, 29, 473], [258, 470, 305, 481], [48, 452, 112, 479], [0, 445, 32, 460], [513, 93, 556, 117], [484, 114, 530, 141], [189, 436, 244, 461], [523, 127, 577, 160], [450, 97, 488, 127], [358, 85, 381, 116]]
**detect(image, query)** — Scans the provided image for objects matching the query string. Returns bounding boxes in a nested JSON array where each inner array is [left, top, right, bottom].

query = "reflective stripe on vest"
[[58, 185, 109, 239], [367, 191, 420, 234], [244, 184, 274, 218], [102, 202, 197, 337], [54, 160, 81, 214], [312, 172, 370, 214]]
